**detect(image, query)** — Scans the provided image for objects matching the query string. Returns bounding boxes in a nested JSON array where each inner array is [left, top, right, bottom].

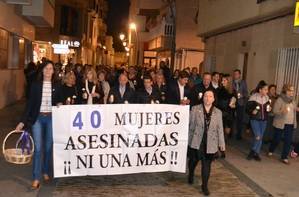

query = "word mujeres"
[[114, 111, 181, 129], [65, 132, 178, 150]]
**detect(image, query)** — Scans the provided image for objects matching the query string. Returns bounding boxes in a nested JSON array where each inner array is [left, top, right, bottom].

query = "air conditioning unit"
[[5, 0, 32, 5]]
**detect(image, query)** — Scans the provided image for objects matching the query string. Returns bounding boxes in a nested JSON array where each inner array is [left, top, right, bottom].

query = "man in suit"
[[232, 69, 249, 140], [136, 75, 160, 104], [166, 71, 191, 105], [108, 74, 135, 104], [153, 73, 167, 103], [191, 72, 215, 106]]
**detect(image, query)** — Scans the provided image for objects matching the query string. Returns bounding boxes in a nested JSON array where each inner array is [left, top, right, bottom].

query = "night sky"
[[106, 0, 130, 52]]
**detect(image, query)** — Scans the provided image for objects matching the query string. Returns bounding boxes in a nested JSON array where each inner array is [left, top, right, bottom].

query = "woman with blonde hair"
[[82, 67, 104, 104], [268, 84, 299, 164], [60, 71, 78, 104]]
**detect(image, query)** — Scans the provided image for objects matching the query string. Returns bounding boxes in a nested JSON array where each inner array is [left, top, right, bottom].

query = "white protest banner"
[[52, 104, 189, 178]]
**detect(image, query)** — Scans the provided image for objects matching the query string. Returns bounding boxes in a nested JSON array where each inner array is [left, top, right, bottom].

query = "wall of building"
[[0, 2, 35, 109], [197, 0, 296, 36], [205, 14, 299, 91]]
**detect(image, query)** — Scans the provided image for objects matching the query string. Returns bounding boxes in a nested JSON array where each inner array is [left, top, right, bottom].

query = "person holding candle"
[[82, 67, 104, 104], [108, 73, 135, 104], [136, 75, 160, 104], [232, 69, 249, 140], [166, 71, 191, 105], [246, 81, 270, 161], [268, 84, 298, 164], [191, 72, 214, 106], [60, 71, 78, 105]]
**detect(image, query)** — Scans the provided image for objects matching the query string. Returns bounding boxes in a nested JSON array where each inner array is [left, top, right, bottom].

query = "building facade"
[[0, 0, 54, 108], [197, 0, 299, 98], [129, 0, 204, 70], [34, 0, 112, 66]]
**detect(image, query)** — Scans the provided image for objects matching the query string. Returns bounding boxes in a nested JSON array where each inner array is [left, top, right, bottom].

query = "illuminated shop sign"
[[60, 40, 80, 47], [52, 44, 70, 54]]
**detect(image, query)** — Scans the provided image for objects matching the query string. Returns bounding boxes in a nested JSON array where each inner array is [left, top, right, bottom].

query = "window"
[[0, 28, 8, 69], [60, 5, 79, 37]]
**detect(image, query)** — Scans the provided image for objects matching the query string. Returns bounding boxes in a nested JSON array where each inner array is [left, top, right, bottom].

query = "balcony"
[[21, 0, 55, 27], [147, 18, 174, 41]]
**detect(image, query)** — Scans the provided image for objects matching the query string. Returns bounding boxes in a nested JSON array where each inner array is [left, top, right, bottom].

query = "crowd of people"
[[17, 59, 299, 195]]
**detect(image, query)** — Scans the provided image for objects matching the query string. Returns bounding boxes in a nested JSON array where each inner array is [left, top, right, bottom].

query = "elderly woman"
[[268, 84, 298, 164], [188, 90, 225, 196]]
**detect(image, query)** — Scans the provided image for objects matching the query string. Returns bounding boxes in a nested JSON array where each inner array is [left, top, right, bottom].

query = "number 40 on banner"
[[71, 109, 102, 131]]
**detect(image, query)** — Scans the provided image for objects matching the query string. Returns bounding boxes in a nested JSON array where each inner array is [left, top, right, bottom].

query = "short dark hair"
[[203, 72, 211, 77], [233, 69, 241, 74], [143, 75, 152, 81], [255, 80, 268, 93], [212, 72, 219, 76], [178, 70, 189, 79]]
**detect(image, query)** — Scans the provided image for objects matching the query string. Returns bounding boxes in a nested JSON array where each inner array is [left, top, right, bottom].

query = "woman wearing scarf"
[[188, 90, 225, 196], [246, 81, 271, 161], [268, 84, 298, 164]]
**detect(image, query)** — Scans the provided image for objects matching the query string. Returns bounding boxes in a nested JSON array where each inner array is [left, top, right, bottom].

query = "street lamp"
[[119, 33, 125, 41], [129, 23, 137, 30]]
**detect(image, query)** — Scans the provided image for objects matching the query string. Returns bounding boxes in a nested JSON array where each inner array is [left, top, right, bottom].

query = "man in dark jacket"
[[166, 71, 191, 105], [136, 75, 160, 104], [108, 74, 135, 104], [232, 69, 249, 140], [191, 72, 215, 106]]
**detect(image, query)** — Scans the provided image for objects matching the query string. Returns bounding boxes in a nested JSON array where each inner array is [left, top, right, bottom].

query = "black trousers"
[[188, 154, 213, 188], [235, 105, 245, 138]]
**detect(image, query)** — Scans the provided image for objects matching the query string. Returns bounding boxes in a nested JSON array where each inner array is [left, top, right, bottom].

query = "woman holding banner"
[[188, 90, 225, 196], [15, 61, 62, 190]]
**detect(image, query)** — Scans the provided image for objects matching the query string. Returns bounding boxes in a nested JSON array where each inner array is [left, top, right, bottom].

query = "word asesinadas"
[[65, 132, 178, 151]]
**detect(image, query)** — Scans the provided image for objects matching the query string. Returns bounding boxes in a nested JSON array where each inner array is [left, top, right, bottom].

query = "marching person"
[[98, 70, 110, 104], [232, 69, 248, 140], [82, 67, 104, 104], [15, 61, 62, 189], [166, 71, 191, 105], [136, 75, 160, 104], [188, 90, 225, 196], [191, 72, 214, 106], [268, 84, 298, 164], [108, 73, 135, 104], [246, 81, 271, 161], [154, 73, 167, 103], [60, 71, 78, 105]]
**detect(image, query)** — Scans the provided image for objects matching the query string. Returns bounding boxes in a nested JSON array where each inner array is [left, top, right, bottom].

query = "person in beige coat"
[[268, 84, 299, 164], [188, 90, 225, 196]]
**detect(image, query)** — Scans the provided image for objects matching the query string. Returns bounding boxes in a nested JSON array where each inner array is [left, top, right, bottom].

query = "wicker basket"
[[2, 130, 34, 165]]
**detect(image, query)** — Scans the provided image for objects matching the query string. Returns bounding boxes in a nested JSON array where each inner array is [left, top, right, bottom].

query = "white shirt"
[[212, 81, 219, 89], [177, 81, 184, 100], [40, 81, 52, 112]]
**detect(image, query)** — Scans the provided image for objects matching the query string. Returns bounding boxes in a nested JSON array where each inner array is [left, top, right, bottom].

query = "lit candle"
[[183, 97, 188, 101], [109, 95, 114, 103], [198, 92, 203, 99]]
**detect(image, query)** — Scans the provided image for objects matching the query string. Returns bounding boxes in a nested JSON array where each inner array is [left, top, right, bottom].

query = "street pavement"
[[0, 101, 295, 196]]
